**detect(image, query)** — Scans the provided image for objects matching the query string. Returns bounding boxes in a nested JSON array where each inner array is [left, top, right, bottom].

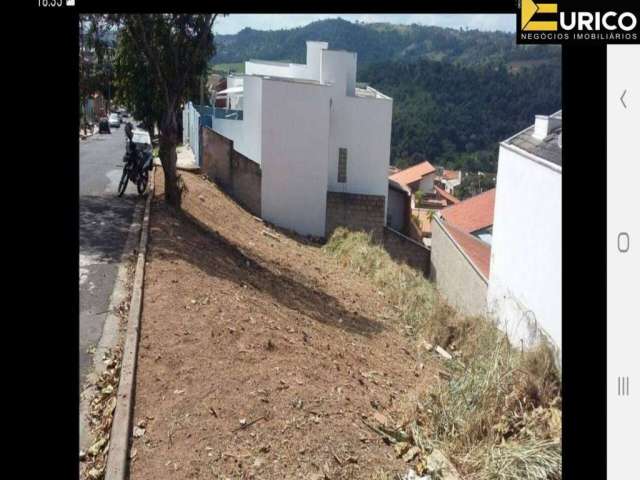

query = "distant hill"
[[213, 18, 560, 69]]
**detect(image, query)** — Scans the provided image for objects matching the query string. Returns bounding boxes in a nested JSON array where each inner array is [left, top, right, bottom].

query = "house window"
[[338, 148, 347, 183]]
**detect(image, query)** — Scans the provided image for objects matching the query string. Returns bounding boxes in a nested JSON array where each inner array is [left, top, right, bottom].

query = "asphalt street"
[[79, 122, 140, 391]]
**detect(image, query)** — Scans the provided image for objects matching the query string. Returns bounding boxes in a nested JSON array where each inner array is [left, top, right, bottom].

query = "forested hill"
[[213, 18, 560, 68], [360, 59, 561, 171]]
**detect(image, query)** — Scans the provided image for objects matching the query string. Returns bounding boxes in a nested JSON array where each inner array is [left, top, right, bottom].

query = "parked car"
[[109, 113, 121, 128], [98, 117, 111, 134]]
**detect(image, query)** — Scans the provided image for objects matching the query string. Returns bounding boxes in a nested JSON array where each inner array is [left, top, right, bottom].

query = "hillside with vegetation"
[[360, 59, 561, 171], [212, 18, 561, 172], [213, 18, 560, 69]]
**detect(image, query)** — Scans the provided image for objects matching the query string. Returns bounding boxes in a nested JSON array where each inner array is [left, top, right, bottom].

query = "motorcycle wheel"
[[117, 166, 130, 197], [137, 170, 148, 196]]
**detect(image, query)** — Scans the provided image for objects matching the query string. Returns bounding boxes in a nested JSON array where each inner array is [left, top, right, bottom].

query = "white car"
[[108, 113, 121, 128]]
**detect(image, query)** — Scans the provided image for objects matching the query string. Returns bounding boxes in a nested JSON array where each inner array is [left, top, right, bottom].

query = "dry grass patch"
[[324, 228, 562, 480]]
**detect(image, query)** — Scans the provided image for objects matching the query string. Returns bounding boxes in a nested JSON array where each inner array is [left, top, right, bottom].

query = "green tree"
[[454, 173, 496, 200], [112, 14, 218, 207], [113, 28, 163, 133]]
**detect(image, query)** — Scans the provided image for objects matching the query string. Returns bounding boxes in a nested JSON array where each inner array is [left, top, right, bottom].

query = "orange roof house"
[[442, 169, 461, 181], [436, 188, 495, 279], [434, 185, 459, 206], [389, 161, 436, 190], [442, 221, 491, 279], [439, 188, 495, 234]]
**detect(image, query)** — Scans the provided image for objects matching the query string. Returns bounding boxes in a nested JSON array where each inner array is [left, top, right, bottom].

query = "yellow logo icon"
[[521, 0, 558, 31]]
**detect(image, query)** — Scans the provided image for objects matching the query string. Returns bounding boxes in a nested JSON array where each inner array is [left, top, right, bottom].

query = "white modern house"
[[487, 111, 562, 361], [210, 41, 393, 238]]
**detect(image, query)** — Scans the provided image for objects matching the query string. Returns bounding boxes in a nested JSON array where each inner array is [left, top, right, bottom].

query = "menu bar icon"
[[618, 376, 630, 396]]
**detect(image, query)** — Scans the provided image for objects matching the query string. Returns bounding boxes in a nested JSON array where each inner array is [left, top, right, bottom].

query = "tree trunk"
[[159, 108, 181, 207]]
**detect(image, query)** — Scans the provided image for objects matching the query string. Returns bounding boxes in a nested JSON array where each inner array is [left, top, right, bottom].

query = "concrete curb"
[[79, 198, 145, 452], [104, 168, 155, 480]]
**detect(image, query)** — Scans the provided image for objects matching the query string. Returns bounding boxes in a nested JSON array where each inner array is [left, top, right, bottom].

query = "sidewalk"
[[153, 145, 199, 171]]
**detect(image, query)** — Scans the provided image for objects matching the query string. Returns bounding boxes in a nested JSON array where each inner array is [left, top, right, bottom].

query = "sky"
[[213, 14, 516, 36]]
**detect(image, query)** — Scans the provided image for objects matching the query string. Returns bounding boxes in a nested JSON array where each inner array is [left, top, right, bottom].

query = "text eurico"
[[520, 0, 638, 41]]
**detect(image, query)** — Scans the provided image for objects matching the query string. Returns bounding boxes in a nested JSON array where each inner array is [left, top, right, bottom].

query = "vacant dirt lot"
[[129, 169, 440, 479]]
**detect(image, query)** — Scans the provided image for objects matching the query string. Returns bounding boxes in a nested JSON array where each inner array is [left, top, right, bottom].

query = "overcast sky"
[[213, 14, 516, 35]]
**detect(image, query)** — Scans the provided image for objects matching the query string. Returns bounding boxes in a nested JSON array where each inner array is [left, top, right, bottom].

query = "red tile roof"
[[442, 169, 460, 181], [434, 186, 460, 205], [439, 188, 495, 234], [389, 161, 436, 187], [442, 221, 491, 279]]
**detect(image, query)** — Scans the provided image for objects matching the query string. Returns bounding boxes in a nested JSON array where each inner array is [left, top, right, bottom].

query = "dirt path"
[[130, 170, 438, 479]]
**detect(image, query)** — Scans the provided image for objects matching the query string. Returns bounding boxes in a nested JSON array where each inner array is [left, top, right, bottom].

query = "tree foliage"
[[213, 18, 561, 68], [359, 59, 561, 172], [455, 172, 497, 200], [113, 28, 163, 132]]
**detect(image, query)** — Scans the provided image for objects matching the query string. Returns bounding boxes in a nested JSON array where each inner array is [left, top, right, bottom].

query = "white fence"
[[182, 102, 201, 166]]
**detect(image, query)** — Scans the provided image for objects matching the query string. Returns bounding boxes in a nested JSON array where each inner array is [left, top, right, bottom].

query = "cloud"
[[213, 14, 516, 36]]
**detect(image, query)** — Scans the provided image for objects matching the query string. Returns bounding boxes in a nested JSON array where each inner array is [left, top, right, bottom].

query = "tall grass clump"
[[420, 322, 561, 479], [324, 228, 440, 334], [324, 228, 562, 480]]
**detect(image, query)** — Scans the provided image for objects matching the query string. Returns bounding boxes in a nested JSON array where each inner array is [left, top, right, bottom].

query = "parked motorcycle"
[[118, 122, 153, 197]]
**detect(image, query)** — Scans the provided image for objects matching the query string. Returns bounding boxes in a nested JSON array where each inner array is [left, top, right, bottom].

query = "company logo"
[[518, 0, 638, 42], [521, 0, 558, 31]]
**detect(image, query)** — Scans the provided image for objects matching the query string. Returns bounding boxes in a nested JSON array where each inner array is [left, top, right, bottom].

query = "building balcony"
[[213, 108, 243, 121]]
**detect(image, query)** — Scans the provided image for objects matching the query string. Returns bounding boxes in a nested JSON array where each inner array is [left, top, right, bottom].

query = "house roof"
[[441, 169, 460, 181], [389, 178, 411, 195], [439, 188, 495, 234], [441, 220, 491, 279], [389, 161, 436, 187], [505, 110, 562, 167], [434, 186, 460, 205]]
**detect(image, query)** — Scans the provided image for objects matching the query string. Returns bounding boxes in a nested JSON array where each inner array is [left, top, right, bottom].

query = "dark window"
[[338, 148, 347, 183]]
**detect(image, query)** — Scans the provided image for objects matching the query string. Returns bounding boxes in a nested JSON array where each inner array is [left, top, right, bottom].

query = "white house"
[[487, 111, 562, 360], [210, 41, 393, 238]]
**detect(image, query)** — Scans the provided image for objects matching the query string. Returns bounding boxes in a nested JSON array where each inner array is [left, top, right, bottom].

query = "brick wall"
[[430, 218, 488, 317], [382, 227, 430, 276], [201, 127, 261, 217], [325, 192, 386, 240]]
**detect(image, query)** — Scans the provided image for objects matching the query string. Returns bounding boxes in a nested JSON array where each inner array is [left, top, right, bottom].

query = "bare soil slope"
[[130, 170, 438, 479]]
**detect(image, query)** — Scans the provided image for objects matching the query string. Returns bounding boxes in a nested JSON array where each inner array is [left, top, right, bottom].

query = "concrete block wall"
[[430, 219, 488, 317], [201, 127, 262, 217], [325, 192, 386, 240], [231, 150, 261, 217], [382, 227, 430, 276], [202, 127, 232, 187]]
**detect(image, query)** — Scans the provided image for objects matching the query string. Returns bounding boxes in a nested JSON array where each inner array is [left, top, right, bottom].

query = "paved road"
[[79, 124, 140, 391]]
